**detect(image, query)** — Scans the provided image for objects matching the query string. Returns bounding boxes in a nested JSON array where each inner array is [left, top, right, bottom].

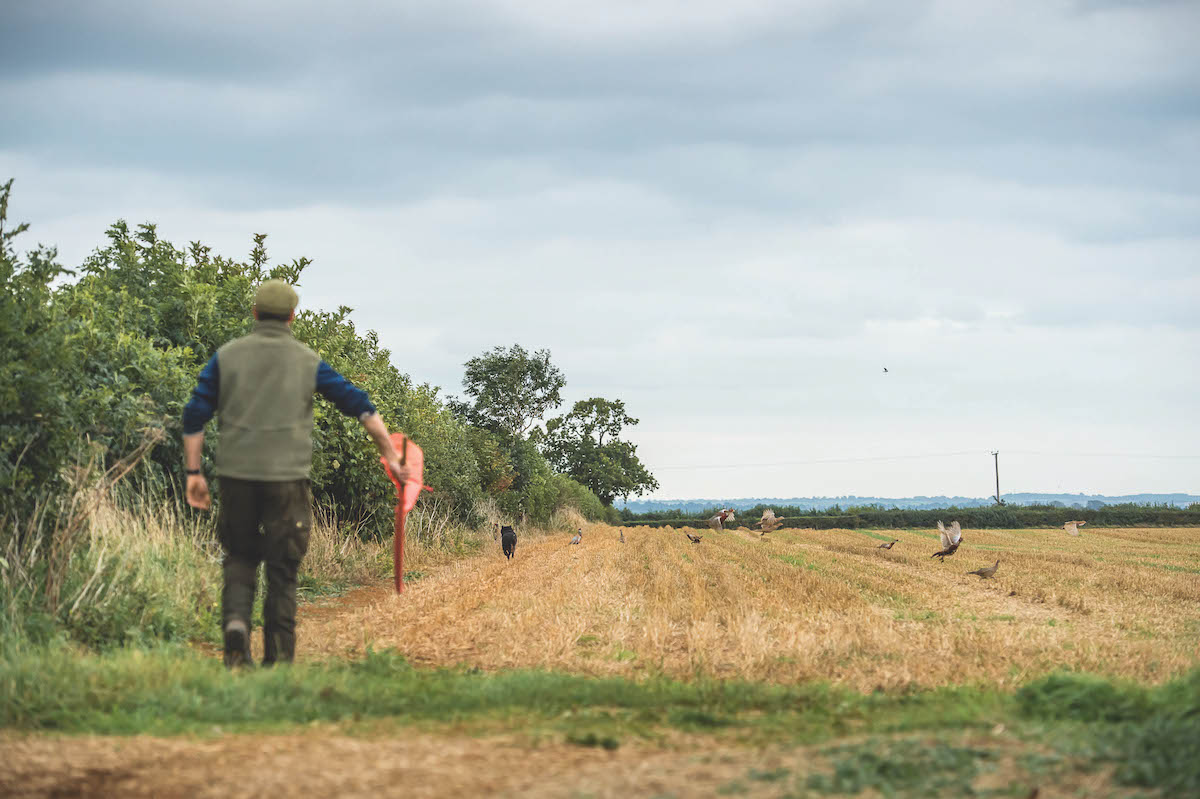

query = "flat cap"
[[254, 279, 299, 315]]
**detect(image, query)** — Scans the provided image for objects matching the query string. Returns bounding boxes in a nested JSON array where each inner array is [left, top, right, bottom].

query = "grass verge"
[[0, 644, 1005, 738], [1, 647, 1195, 795]]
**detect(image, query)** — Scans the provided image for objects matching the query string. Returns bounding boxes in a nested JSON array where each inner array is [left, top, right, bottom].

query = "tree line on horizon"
[[620, 501, 1200, 529], [621, 492, 1200, 516]]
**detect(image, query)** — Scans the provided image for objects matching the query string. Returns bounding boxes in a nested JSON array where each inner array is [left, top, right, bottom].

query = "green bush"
[[544, 473, 608, 522], [1, 183, 486, 528], [0, 179, 80, 520]]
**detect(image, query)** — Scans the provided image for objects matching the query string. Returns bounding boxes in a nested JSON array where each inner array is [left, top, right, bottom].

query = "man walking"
[[182, 280, 407, 668]]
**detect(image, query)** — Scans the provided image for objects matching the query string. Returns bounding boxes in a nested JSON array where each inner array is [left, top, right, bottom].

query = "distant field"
[[299, 524, 1200, 690]]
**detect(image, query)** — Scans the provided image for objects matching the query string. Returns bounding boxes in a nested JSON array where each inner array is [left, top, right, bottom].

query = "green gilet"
[[214, 320, 320, 481]]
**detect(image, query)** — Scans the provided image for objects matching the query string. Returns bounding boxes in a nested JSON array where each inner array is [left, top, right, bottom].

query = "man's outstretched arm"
[[361, 411, 410, 484], [316, 361, 409, 483]]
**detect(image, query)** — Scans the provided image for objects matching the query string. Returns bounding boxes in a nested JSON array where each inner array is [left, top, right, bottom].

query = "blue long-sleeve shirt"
[[182, 355, 376, 434]]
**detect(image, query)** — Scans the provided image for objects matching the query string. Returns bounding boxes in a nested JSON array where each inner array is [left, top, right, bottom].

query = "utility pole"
[[991, 450, 1003, 505]]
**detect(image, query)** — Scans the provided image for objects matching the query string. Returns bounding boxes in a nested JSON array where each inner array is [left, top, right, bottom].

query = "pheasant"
[[619, 530, 625, 543], [708, 508, 733, 530], [968, 559, 999, 579], [877, 539, 899, 550], [569, 528, 582, 545], [931, 520, 963, 561], [686, 533, 702, 544], [1062, 520, 1086, 536], [757, 509, 782, 534]]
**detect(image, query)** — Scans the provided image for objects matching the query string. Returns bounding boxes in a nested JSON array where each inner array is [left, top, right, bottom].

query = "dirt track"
[[0, 729, 1129, 799], [0, 730, 753, 798]]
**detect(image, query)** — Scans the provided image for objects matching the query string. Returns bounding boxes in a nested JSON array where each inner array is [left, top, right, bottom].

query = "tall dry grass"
[[1, 477, 491, 649]]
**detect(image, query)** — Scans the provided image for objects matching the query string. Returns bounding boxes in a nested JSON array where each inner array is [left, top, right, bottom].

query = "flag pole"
[[394, 436, 409, 593]]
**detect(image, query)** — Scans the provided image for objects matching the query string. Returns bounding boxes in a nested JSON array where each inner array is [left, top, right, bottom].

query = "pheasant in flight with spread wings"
[[1062, 520, 1086, 536], [931, 520, 963, 561], [708, 508, 735, 530], [757, 509, 782, 535]]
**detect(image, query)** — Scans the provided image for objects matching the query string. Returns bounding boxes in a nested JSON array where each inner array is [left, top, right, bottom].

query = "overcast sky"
[[3, 0, 1198, 500]]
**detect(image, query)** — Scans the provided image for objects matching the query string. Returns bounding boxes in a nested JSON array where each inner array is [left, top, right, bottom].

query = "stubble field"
[[301, 523, 1200, 690]]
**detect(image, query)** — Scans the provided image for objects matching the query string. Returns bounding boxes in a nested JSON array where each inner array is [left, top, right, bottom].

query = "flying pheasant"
[[931, 520, 963, 561], [686, 533, 702, 543], [569, 528, 582, 545], [968, 559, 999, 579], [877, 539, 899, 550], [757, 509, 782, 534], [707, 508, 736, 530], [1062, 520, 1086, 536]]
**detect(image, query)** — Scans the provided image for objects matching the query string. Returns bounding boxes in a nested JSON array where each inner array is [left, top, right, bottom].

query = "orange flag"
[[379, 432, 430, 593]]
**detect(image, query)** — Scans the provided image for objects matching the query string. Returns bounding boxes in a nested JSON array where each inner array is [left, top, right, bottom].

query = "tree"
[[454, 344, 565, 438], [540, 397, 659, 506]]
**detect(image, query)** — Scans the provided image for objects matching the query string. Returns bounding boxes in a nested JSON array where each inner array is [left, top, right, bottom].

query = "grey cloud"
[[3, 0, 1197, 218]]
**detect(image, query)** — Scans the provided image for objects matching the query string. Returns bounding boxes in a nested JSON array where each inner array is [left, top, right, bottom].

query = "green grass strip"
[[1, 644, 1003, 738]]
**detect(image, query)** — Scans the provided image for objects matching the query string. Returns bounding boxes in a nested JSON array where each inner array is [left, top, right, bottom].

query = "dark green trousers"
[[217, 477, 312, 665]]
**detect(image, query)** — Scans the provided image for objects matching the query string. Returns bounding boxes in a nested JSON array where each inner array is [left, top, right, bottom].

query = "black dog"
[[500, 525, 517, 560]]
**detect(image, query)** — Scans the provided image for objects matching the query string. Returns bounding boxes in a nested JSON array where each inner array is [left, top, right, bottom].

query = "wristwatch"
[[185, 468, 202, 476]]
